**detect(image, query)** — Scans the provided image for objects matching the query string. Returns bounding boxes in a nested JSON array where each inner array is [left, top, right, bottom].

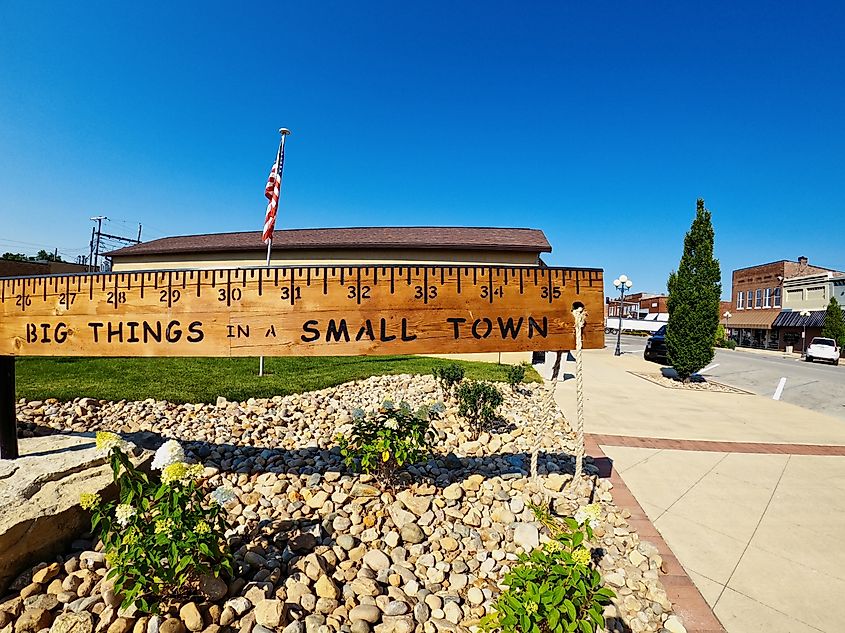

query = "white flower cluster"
[[574, 503, 602, 529], [210, 486, 236, 506], [115, 503, 136, 528], [384, 418, 400, 431], [95, 431, 133, 455], [151, 439, 186, 470]]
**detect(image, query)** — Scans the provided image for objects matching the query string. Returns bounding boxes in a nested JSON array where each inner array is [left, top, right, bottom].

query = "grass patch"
[[15, 356, 541, 404]]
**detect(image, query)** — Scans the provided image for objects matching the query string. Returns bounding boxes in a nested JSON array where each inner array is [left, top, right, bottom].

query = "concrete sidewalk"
[[553, 350, 845, 633], [554, 350, 845, 445]]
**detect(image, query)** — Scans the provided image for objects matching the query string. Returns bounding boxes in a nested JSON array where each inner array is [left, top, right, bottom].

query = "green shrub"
[[505, 363, 527, 389], [456, 380, 503, 439], [433, 363, 465, 392], [338, 400, 442, 486], [81, 433, 233, 613], [481, 503, 615, 633]]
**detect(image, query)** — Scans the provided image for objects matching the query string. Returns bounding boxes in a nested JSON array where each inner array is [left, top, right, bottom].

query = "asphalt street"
[[607, 333, 845, 421]]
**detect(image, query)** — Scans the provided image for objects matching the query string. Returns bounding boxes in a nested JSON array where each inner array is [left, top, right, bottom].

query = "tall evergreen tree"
[[666, 199, 722, 381], [821, 297, 845, 347]]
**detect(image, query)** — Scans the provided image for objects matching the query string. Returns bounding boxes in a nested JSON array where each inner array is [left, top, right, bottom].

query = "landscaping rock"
[[50, 612, 94, 633]]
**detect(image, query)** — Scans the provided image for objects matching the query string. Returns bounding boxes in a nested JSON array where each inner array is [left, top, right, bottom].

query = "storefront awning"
[[726, 310, 779, 329], [772, 310, 827, 328]]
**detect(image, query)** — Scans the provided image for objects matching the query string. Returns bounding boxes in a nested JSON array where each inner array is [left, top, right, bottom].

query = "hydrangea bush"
[[481, 503, 615, 633], [338, 400, 443, 486], [81, 433, 234, 613]]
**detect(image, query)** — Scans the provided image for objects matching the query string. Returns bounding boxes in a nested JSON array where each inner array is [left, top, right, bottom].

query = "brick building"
[[728, 256, 840, 349], [0, 259, 90, 279], [605, 293, 668, 319]]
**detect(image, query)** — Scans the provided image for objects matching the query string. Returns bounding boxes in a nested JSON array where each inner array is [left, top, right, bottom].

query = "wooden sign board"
[[0, 265, 604, 357]]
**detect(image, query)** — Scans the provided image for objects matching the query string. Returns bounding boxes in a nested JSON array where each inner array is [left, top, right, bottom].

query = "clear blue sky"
[[1, 2, 843, 298]]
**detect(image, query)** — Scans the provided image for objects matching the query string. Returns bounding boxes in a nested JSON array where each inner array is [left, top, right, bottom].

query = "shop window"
[[755, 289, 762, 308], [764, 288, 771, 308], [774, 287, 782, 307], [737, 292, 743, 310]]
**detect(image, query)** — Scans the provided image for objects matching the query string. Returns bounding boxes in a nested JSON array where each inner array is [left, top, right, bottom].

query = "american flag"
[[262, 139, 286, 244]]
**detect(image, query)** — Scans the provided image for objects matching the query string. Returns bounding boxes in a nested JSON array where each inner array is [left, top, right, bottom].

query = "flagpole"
[[259, 128, 290, 377]]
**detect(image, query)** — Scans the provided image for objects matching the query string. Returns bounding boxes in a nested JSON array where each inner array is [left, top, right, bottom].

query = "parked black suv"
[[644, 325, 668, 363]]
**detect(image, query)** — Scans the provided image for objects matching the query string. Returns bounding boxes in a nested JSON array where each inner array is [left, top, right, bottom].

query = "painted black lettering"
[[446, 317, 466, 339], [401, 318, 417, 342], [379, 318, 396, 342], [301, 319, 320, 343], [265, 325, 277, 338], [26, 323, 37, 344], [165, 320, 182, 343], [126, 321, 140, 343], [237, 324, 250, 339], [528, 316, 548, 339], [356, 319, 375, 342], [55, 322, 68, 344], [107, 321, 124, 343], [226, 325, 236, 338], [89, 322, 104, 343], [497, 317, 524, 339], [187, 321, 204, 343], [326, 319, 350, 343], [143, 321, 162, 343], [471, 318, 493, 339], [40, 323, 51, 343]]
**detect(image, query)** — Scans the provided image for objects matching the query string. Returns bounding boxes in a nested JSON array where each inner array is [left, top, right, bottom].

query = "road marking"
[[698, 363, 719, 374], [772, 377, 787, 400]]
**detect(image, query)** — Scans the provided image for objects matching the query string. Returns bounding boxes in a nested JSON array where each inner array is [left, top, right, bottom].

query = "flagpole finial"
[[279, 128, 291, 136]]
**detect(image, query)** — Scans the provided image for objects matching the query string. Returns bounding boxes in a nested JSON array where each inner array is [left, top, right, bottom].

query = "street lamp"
[[800, 309, 811, 355], [613, 274, 633, 356], [723, 311, 732, 342]]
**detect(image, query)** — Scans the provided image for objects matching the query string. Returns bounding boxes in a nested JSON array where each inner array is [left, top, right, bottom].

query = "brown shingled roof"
[[107, 227, 552, 258]]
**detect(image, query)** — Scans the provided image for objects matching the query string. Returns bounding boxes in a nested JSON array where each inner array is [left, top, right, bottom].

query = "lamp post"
[[800, 309, 811, 355], [613, 274, 633, 356], [723, 311, 732, 342]]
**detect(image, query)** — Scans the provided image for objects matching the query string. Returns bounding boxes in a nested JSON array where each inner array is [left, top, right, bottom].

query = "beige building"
[[782, 271, 845, 311], [108, 227, 551, 271]]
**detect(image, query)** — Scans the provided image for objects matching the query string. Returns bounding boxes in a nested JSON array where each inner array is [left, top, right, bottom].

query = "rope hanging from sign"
[[528, 305, 587, 498]]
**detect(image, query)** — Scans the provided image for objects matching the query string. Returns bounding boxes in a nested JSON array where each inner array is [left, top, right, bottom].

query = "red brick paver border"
[[589, 434, 845, 455], [585, 436, 727, 633]]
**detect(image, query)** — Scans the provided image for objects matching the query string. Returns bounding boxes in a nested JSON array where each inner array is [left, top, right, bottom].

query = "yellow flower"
[[80, 492, 101, 510], [122, 531, 139, 545], [525, 601, 538, 614], [196, 521, 211, 535], [96, 431, 129, 453], [162, 461, 204, 485], [155, 518, 175, 536], [572, 547, 591, 566], [544, 539, 563, 553], [382, 451, 390, 462], [161, 462, 188, 485]]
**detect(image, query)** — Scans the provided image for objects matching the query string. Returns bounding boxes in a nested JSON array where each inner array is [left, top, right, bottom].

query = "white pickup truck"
[[805, 337, 841, 365]]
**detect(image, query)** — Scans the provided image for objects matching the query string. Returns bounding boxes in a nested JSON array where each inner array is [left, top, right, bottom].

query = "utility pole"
[[88, 216, 141, 272], [90, 216, 107, 271]]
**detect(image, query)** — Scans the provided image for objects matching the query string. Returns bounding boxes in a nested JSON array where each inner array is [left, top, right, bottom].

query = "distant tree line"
[[2, 250, 63, 262]]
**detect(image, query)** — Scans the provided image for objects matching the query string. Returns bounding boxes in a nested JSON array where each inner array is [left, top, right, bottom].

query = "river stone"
[[15, 608, 53, 632], [513, 523, 539, 550], [199, 575, 228, 601], [50, 612, 93, 633], [399, 524, 424, 544], [348, 605, 380, 623], [157, 619, 184, 633], [254, 599, 286, 628], [663, 616, 687, 633], [314, 576, 339, 600], [442, 484, 463, 501], [363, 550, 390, 572], [179, 603, 203, 632]]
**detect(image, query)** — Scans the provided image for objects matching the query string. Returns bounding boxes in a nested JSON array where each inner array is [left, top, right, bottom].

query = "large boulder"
[[0, 432, 153, 595]]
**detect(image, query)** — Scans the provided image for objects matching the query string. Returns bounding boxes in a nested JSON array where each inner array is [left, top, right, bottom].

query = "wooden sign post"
[[0, 264, 604, 457]]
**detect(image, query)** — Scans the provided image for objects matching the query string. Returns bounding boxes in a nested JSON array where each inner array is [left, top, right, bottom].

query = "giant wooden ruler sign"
[[0, 265, 604, 356]]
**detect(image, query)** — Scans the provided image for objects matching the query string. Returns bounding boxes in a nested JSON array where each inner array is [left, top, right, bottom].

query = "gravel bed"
[[5, 375, 686, 633]]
